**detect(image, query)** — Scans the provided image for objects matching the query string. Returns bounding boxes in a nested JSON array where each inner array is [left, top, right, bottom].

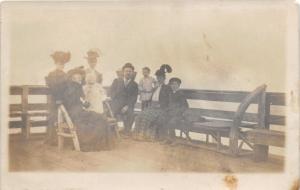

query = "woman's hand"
[[121, 105, 129, 113]]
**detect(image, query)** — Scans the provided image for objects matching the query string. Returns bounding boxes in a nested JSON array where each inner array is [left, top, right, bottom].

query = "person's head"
[[169, 77, 182, 92], [67, 67, 85, 84], [51, 51, 70, 70], [142, 67, 150, 77], [85, 49, 100, 69], [86, 73, 97, 85], [155, 70, 166, 84], [155, 64, 172, 85], [122, 63, 135, 80], [116, 69, 123, 79]]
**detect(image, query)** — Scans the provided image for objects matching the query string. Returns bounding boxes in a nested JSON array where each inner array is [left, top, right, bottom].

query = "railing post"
[[21, 86, 30, 139], [253, 91, 269, 161]]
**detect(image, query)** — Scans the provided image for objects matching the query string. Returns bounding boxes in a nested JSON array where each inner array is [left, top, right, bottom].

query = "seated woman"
[[61, 67, 114, 151], [133, 64, 172, 141]]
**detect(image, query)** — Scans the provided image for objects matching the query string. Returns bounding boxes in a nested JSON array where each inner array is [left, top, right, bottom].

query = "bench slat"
[[245, 129, 285, 147], [189, 108, 285, 126]]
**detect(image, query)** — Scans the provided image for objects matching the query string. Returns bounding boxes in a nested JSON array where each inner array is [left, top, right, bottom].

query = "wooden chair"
[[185, 84, 267, 156], [57, 104, 81, 151], [103, 100, 120, 140]]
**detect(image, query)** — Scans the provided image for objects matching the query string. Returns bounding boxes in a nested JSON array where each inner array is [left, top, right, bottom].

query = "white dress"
[[83, 83, 106, 114]]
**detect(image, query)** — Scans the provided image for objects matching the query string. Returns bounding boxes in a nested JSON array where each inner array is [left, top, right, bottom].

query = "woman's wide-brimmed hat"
[[155, 64, 172, 77], [51, 51, 71, 64], [67, 66, 86, 78], [84, 48, 101, 59]]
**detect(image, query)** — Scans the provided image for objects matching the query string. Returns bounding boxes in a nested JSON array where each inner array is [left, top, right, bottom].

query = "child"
[[163, 77, 189, 145], [138, 67, 156, 110], [83, 73, 107, 114]]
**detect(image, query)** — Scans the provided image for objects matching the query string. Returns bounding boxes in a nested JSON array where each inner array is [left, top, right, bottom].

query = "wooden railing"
[[8, 85, 286, 160]]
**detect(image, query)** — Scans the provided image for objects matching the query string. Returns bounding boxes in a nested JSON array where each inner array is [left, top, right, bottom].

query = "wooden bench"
[[177, 84, 285, 161]]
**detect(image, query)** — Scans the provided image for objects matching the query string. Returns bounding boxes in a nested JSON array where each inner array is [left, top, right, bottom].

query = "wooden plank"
[[188, 108, 285, 126], [10, 104, 22, 112], [245, 129, 285, 147], [28, 87, 49, 95], [182, 89, 254, 103], [10, 86, 23, 95], [28, 103, 49, 111], [9, 120, 48, 128], [9, 121, 24, 128], [254, 91, 268, 161], [21, 86, 29, 139]]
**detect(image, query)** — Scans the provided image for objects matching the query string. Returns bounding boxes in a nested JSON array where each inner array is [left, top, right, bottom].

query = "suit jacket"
[[167, 90, 189, 117], [109, 78, 138, 114], [151, 84, 172, 109]]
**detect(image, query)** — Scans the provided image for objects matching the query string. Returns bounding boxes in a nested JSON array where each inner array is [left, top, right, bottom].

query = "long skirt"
[[71, 110, 113, 151]]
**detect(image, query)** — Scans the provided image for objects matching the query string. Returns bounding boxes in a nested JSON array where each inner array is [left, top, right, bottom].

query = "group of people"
[[45, 48, 190, 152]]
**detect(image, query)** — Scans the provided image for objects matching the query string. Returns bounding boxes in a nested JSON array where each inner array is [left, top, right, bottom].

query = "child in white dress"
[[83, 73, 107, 114]]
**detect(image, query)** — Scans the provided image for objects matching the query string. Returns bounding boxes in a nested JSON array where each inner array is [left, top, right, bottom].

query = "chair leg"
[[70, 128, 80, 151]]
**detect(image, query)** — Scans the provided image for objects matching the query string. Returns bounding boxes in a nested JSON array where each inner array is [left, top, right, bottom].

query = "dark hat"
[[122, 62, 135, 70], [51, 51, 71, 64], [155, 64, 172, 77], [67, 66, 85, 78], [169, 77, 182, 85]]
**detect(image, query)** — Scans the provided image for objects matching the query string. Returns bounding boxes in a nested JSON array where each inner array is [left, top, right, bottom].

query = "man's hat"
[[51, 51, 70, 64], [169, 77, 182, 85], [67, 66, 86, 78], [122, 62, 135, 70], [85, 48, 101, 59]]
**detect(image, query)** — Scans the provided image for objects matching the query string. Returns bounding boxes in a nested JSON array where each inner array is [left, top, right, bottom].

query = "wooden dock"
[[9, 136, 283, 172]]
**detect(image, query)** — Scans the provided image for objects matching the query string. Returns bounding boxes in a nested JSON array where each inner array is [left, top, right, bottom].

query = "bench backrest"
[[9, 85, 286, 130], [180, 88, 285, 129]]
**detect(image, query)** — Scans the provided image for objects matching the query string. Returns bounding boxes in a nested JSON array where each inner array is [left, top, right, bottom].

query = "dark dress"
[[45, 69, 68, 144], [62, 81, 111, 151]]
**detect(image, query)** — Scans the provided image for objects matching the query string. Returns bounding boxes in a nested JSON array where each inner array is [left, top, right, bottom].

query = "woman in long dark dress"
[[45, 51, 70, 145], [62, 67, 113, 151]]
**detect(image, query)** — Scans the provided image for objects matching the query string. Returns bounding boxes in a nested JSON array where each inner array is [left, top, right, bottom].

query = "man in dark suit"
[[109, 63, 138, 135]]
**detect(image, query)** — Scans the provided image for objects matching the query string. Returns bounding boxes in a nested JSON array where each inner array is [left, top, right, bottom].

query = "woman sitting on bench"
[[61, 67, 113, 151]]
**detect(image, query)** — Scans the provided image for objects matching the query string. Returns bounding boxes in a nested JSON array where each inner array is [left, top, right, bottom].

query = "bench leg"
[[217, 132, 221, 150], [253, 145, 269, 162], [206, 134, 209, 144]]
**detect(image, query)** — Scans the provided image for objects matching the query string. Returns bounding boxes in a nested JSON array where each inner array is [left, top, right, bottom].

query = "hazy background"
[[3, 1, 287, 92]]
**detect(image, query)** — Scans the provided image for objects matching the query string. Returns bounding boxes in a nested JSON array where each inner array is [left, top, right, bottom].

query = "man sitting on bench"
[[162, 77, 189, 145]]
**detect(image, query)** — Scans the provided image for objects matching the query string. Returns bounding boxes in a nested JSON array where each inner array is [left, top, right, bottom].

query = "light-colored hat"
[[85, 48, 101, 59], [51, 51, 71, 64]]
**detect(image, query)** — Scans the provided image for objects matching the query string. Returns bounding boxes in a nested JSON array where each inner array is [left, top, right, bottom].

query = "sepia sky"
[[2, 1, 287, 92]]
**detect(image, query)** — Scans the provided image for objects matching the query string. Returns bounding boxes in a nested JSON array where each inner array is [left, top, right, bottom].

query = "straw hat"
[[85, 48, 101, 59]]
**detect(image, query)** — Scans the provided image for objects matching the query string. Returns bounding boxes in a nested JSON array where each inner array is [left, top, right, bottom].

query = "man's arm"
[[127, 82, 139, 109]]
